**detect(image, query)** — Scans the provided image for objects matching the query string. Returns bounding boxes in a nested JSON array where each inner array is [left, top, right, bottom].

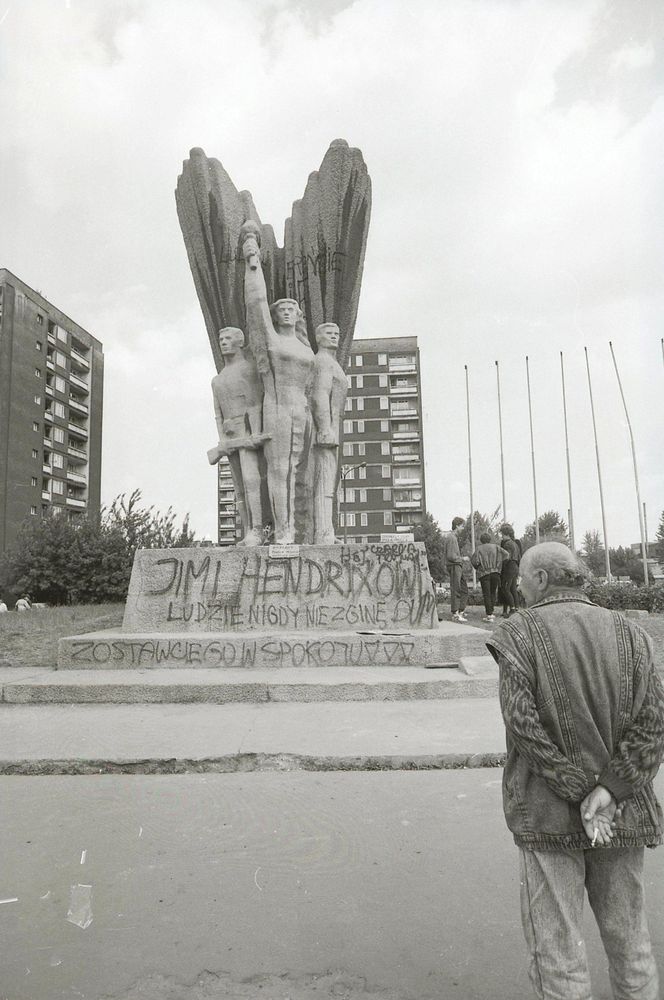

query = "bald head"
[[519, 542, 590, 606]]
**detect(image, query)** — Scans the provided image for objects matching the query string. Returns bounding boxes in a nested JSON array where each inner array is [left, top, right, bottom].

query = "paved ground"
[[2, 769, 662, 1000]]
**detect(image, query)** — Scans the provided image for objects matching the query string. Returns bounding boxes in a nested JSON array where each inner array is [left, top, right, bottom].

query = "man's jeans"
[[519, 846, 659, 1000], [447, 564, 467, 614], [479, 572, 500, 615]]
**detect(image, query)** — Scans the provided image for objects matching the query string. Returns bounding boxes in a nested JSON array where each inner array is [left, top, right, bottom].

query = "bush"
[[584, 582, 664, 614]]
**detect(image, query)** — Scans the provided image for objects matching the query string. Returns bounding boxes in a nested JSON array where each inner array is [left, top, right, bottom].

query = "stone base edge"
[[0, 751, 507, 776], [58, 628, 489, 670]]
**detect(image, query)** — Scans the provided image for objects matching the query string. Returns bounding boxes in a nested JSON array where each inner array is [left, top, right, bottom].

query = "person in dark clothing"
[[471, 532, 510, 621], [499, 524, 521, 616]]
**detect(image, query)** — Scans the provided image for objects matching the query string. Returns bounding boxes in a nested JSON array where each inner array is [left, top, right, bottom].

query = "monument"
[[58, 140, 475, 671]]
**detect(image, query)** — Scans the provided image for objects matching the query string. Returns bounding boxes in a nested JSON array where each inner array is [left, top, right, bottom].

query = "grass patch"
[[0, 603, 124, 669]]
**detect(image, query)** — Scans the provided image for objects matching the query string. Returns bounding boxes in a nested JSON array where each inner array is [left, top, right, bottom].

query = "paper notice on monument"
[[268, 544, 300, 559], [380, 533, 415, 543]]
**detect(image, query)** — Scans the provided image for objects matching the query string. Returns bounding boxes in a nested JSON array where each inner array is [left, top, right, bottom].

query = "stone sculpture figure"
[[311, 323, 348, 544], [241, 222, 315, 544], [207, 327, 269, 546]]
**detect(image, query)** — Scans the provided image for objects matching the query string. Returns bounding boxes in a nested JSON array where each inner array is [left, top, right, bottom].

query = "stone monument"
[[58, 140, 475, 671]]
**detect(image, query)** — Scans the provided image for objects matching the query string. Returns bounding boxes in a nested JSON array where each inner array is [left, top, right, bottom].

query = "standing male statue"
[[241, 221, 315, 544], [207, 327, 269, 546], [311, 323, 348, 544]]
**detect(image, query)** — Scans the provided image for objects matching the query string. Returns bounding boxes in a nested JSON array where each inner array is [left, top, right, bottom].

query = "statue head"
[[270, 299, 301, 331], [218, 327, 245, 356], [315, 322, 340, 352]]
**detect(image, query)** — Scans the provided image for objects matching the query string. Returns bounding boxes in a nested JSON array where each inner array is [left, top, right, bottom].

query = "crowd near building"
[[0, 269, 103, 554]]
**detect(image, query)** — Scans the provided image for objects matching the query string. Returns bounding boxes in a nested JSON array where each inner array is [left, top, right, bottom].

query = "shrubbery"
[[584, 581, 664, 614], [0, 490, 195, 606]]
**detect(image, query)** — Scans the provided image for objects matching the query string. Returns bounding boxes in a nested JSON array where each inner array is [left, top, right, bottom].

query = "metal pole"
[[609, 341, 648, 583], [465, 365, 477, 587], [661, 338, 664, 369], [525, 356, 540, 544], [495, 360, 507, 522], [643, 502, 649, 557], [560, 352, 575, 552], [584, 347, 611, 581]]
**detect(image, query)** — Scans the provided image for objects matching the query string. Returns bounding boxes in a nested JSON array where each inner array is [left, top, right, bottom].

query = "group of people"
[[442, 516, 522, 623], [0, 594, 31, 612]]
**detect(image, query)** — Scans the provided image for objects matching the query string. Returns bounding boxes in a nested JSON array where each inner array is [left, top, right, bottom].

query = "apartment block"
[[0, 269, 104, 554], [340, 336, 426, 543]]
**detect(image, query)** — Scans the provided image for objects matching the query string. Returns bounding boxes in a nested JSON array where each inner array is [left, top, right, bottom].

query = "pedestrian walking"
[[470, 532, 509, 621], [442, 516, 468, 623], [499, 524, 521, 616], [487, 542, 664, 1000]]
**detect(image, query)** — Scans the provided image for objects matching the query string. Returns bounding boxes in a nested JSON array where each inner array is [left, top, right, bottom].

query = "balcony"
[[67, 445, 87, 462], [394, 500, 422, 509], [42, 462, 51, 473], [66, 497, 87, 509], [44, 411, 54, 422], [392, 430, 419, 441], [70, 349, 90, 371], [45, 384, 54, 396], [388, 362, 416, 374], [393, 453, 420, 463], [389, 383, 417, 396], [68, 422, 88, 440], [69, 397, 89, 415], [390, 407, 417, 419], [41, 490, 50, 501], [67, 470, 87, 485], [70, 373, 89, 393], [47, 334, 56, 347], [46, 360, 55, 371]]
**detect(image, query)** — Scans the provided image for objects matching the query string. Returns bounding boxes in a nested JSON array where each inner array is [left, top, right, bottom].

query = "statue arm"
[[242, 232, 275, 392]]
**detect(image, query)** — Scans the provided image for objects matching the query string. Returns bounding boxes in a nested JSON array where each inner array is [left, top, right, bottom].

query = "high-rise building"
[[0, 269, 104, 554], [340, 336, 426, 543], [217, 458, 241, 545]]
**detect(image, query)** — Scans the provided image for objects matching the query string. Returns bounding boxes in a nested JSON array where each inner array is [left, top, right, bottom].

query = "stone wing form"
[[176, 140, 371, 371], [175, 148, 283, 372], [283, 138, 371, 368]]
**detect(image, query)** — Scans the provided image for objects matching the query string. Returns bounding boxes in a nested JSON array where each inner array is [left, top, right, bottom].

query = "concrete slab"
[[57, 623, 489, 670], [457, 655, 498, 677], [0, 698, 506, 773]]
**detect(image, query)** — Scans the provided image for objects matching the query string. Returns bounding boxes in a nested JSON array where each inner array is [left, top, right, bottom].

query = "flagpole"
[[609, 341, 648, 583], [584, 347, 611, 581], [495, 360, 507, 522], [525, 356, 540, 544], [560, 352, 575, 552], [465, 365, 477, 587]]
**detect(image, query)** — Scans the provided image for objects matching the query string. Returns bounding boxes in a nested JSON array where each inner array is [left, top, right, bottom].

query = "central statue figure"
[[241, 221, 315, 544]]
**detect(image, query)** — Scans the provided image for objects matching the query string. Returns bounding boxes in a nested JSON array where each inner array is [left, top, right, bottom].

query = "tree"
[[414, 512, 446, 582], [655, 509, 664, 565], [0, 491, 196, 605], [522, 511, 569, 550], [609, 545, 654, 585], [582, 530, 606, 577], [457, 506, 503, 554]]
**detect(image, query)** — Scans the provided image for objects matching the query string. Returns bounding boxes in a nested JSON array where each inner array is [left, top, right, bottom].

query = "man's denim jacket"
[[487, 594, 664, 850]]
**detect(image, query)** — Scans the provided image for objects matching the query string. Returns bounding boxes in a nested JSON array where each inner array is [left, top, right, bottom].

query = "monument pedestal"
[[58, 543, 487, 670]]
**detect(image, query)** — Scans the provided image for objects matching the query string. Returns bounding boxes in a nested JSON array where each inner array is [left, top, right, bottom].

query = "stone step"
[[0, 664, 497, 705]]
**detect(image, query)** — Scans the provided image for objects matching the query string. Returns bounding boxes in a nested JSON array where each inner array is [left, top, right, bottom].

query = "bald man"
[[487, 542, 664, 1000]]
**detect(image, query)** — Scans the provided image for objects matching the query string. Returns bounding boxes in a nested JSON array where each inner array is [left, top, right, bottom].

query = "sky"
[[1, 0, 663, 549]]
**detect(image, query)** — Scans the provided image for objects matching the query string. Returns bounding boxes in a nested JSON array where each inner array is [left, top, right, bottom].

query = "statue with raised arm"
[[311, 323, 348, 544], [241, 221, 315, 544], [207, 326, 269, 546]]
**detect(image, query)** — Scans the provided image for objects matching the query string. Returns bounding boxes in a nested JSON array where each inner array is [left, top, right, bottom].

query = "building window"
[[378, 353, 387, 366], [346, 512, 356, 527], [31, 477, 37, 487], [338, 513, 345, 527], [379, 397, 389, 410], [357, 442, 365, 455], [30, 506, 38, 515], [53, 427, 65, 443], [34, 368, 41, 378], [343, 443, 353, 457], [32, 421, 39, 432], [35, 340, 42, 350], [56, 325, 67, 343], [53, 453, 64, 469], [359, 489, 367, 503], [384, 511, 393, 525], [345, 488, 355, 503], [31, 448, 38, 459], [381, 441, 390, 455], [360, 513, 368, 527], [383, 488, 391, 500], [343, 420, 352, 434], [36, 314, 43, 325], [379, 374, 388, 387], [356, 397, 364, 411], [55, 376, 66, 393], [344, 397, 352, 412], [382, 464, 391, 478], [356, 375, 363, 389], [355, 355, 363, 367], [54, 402, 66, 419], [52, 479, 64, 495], [357, 420, 364, 433], [55, 351, 67, 369], [381, 420, 389, 432], [358, 465, 367, 480]]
